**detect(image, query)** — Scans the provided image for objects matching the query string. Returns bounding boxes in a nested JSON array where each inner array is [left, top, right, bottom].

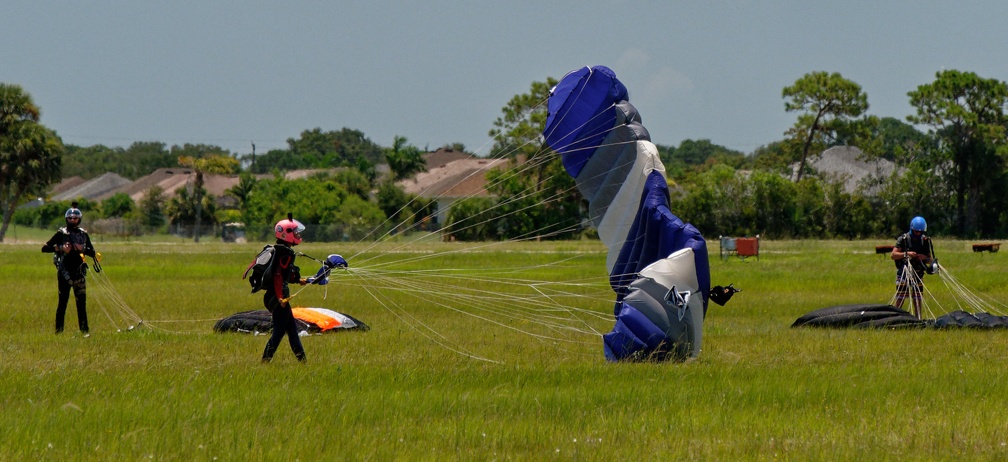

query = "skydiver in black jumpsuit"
[[41, 204, 98, 335], [261, 215, 308, 362]]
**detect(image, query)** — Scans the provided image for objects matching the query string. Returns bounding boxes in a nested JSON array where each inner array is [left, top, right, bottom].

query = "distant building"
[[791, 146, 898, 195], [396, 148, 513, 226]]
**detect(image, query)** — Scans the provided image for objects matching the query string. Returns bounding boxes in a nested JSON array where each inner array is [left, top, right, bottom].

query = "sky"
[[4, 1, 1007, 158]]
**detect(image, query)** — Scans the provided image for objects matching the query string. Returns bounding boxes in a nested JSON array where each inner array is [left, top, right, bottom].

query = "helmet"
[[274, 213, 305, 245], [910, 216, 927, 233], [65, 202, 82, 228]]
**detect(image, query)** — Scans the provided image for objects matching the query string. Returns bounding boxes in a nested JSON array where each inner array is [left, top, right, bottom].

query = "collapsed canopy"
[[544, 66, 710, 362], [214, 307, 369, 334], [792, 304, 1008, 329]]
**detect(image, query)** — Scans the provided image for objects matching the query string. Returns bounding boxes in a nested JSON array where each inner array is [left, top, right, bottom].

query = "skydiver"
[[41, 202, 99, 336], [261, 214, 310, 363], [890, 216, 937, 319]]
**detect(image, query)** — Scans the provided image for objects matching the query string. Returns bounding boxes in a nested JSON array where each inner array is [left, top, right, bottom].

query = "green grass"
[[3, 238, 1008, 460]]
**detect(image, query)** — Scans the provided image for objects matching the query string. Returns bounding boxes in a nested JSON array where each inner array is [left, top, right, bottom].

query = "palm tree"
[[177, 154, 238, 242]]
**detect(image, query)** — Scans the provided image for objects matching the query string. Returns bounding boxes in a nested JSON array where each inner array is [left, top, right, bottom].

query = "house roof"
[[50, 176, 87, 197], [793, 146, 898, 194], [398, 150, 510, 199], [51, 172, 133, 202], [45, 148, 514, 207]]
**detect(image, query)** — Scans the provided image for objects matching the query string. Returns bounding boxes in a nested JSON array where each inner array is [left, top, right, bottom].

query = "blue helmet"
[[910, 216, 927, 232]]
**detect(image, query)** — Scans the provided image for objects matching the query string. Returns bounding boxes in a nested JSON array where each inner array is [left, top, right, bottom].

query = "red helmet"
[[274, 214, 305, 245]]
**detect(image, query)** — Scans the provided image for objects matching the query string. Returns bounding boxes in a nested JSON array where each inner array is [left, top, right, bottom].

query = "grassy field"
[[3, 235, 1008, 460]]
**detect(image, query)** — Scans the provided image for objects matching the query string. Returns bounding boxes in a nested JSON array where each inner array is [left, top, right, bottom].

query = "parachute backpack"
[[243, 245, 276, 293]]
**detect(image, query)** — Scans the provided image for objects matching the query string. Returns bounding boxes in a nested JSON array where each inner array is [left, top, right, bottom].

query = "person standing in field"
[[41, 202, 99, 336], [261, 214, 309, 363], [890, 216, 936, 319]]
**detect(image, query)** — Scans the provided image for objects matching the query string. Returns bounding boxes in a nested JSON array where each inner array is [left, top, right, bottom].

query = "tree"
[[0, 84, 64, 241], [783, 72, 869, 181], [488, 78, 557, 159], [385, 136, 426, 180], [139, 185, 167, 228], [61, 141, 180, 180], [868, 117, 932, 163], [0, 83, 39, 133], [907, 69, 1008, 236], [177, 154, 238, 241], [662, 139, 747, 178], [225, 173, 258, 216], [99, 192, 136, 218], [245, 128, 384, 174], [164, 184, 216, 236], [376, 180, 433, 233], [478, 78, 584, 240]]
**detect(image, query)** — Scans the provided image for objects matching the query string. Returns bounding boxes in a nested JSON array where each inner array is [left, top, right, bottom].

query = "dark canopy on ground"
[[792, 304, 1008, 329]]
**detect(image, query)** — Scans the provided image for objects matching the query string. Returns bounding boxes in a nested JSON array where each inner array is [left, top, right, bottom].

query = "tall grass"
[[2, 238, 1007, 460]]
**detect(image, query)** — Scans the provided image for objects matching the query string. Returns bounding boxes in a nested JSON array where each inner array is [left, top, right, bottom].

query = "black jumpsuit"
[[261, 242, 306, 362], [42, 226, 97, 334]]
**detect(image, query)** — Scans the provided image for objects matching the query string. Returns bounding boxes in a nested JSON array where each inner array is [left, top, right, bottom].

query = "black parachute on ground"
[[793, 304, 1008, 329]]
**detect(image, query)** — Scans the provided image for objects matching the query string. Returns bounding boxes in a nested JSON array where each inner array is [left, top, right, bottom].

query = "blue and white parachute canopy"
[[543, 65, 710, 362]]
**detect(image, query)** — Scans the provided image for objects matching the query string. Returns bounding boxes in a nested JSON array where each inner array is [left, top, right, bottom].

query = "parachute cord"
[[345, 264, 609, 338], [936, 264, 1008, 316], [88, 268, 147, 332], [349, 270, 502, 364], [343, 96, 555, 258], [347, 147, 567, 265], [891, 265, 930, 319]]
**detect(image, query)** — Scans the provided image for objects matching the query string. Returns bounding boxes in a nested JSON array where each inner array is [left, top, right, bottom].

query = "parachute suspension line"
[[344, 90, 612, 267], [304, 80, 648, 357], [915, 270, 940, 320], [887, 261, 1008, 321], [346, 150, 585, 270], [333, 253, 613, 346], [935, 264, 1008, 316], [539, 71, 617, 147], [347, 266, 610, 335], [529, 284, 604, 336], [344, 94, 556, 260], [542, 104, 623, 156], [890, 265, 932, 319], [88, 268, 147, 332], [345, 141, 554, 263], [935, 267, 974, 314], [348, 270, 502, 364]]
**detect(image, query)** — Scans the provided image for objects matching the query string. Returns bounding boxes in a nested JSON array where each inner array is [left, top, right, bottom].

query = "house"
[[791, 146, 898, 194], [48, 168, 269, 207], [44, 148, 514, 227], [50, 172, 133, 202], [397, 148, 512, 226]]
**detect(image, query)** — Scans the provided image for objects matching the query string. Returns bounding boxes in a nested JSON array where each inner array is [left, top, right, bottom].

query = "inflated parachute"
[[543, 65, 710, 361]]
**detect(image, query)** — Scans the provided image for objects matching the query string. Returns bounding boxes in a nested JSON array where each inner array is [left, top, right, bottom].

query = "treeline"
[[61, 127, 394, 180], [12, 125, 436, 240], [6, 67, 1008, 242]]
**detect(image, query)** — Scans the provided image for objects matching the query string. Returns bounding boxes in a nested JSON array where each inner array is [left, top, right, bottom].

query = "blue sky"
[[4, 1, 1006, 157]]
